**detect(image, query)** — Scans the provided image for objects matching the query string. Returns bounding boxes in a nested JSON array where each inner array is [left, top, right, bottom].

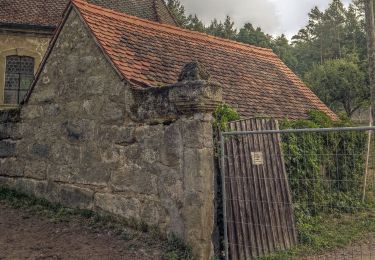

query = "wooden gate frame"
[[220, 119, 297, 259]]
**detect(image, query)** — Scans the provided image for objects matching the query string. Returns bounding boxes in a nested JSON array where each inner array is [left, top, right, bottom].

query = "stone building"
[[0, 0, 338, 258], [0, 0, 176, 108]]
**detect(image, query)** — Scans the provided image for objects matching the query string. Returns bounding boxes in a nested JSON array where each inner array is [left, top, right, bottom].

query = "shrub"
[[281, 110, 368, 216]]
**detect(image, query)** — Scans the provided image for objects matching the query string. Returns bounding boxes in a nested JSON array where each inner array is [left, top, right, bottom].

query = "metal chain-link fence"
[[220, 125, 375, 260]]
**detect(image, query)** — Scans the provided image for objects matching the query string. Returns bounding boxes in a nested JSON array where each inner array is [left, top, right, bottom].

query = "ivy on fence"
[[281, 110, 370, 216]]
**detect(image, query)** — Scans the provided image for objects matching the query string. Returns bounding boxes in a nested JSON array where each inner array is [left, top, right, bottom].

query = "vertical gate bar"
[[220, 133, 229, 260], [234, 121, 252, 259], [242, 120, 263, 256], [247, 119, 268, 256]]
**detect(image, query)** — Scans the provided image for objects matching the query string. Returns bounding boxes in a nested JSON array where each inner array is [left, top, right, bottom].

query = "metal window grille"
[[220, 122, 375, 260], [4, 55, 35, 104]]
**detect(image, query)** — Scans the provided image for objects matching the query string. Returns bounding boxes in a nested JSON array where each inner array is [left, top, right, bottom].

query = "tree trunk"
[[363, 0, 375, 202]]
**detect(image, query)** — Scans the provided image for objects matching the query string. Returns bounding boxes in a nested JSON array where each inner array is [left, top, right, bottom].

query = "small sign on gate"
[[251, 152, 264, 166]]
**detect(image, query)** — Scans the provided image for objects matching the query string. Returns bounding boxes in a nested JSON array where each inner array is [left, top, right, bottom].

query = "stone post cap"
[[171, 62, 222, 114], [169, 83, 222, 115], [178, 61, 211, 82]]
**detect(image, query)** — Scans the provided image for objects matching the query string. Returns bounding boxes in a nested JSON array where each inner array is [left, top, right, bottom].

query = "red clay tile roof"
[[88, 0, 176, 25], [0, 0, 176, 29], [0, 0, 68, 28], [70, 0, 337, 120]]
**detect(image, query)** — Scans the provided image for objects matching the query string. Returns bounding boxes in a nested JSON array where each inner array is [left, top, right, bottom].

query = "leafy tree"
[[304, 58, 370, 117], [272, 35, 298, 71], [237, 23, 272, 48]]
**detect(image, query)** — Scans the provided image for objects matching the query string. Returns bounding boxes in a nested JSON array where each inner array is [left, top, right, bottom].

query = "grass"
[[0, 186, 193, 260], [257, 206, 375, 259]]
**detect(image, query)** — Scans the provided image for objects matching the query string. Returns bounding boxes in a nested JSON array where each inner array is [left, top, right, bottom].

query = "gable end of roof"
[[23, 3, 126, 104]]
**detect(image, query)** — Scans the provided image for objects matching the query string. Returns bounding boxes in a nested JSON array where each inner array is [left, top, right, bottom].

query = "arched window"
[[4, 55, 35, 104]]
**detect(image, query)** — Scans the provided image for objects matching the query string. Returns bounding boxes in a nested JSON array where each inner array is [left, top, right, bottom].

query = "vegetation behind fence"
[[277, 111, 375, 257]]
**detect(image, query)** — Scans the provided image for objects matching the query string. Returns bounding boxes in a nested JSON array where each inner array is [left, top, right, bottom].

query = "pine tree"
[[206, 19, 224, 37], [186, 15, 205, 32], [223, 16, 237, 40], [237, 23, 272, 48], [164, 0, 187, 26]]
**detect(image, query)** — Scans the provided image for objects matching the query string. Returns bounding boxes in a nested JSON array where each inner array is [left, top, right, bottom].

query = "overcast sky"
[[179, 0, 352, 38]]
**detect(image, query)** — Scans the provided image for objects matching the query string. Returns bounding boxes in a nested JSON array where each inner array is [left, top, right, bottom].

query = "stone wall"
[[0, 9, 222, 259], [0, 30, 51, 105]]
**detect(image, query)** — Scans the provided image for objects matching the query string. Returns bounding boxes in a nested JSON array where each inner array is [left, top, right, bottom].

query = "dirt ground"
[[0, 203, 162, 260], [1, 201, 374, 260], [303, 238, 375, 260]]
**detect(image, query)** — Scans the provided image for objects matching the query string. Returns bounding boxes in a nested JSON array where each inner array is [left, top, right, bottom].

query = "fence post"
[[363, 111, 373, 202], [220, 132, 229, 260]]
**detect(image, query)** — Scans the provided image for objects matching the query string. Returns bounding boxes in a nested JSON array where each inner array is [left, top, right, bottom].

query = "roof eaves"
[[0, 23, 56, 31]]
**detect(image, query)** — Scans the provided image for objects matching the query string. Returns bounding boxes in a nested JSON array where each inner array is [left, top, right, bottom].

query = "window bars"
[[4, 55, 35, 104]]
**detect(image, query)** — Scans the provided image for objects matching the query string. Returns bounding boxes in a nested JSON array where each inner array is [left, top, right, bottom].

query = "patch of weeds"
[[162, 234, 193, 260], [120, 231, 134, 241], [257, 208, 375, 259]]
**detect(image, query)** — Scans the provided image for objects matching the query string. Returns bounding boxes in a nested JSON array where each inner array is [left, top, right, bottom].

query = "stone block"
[[63, 119, 96, 141], [98, 125, 135, 146], [160, 122, 182, 167], [183, 148, 214, 192], [21, 105, 43, 120], [82, 98, 104, 117], [94, 193, 165, 227], [0, 140, 16, 158], [0, 176, 15, 187], [86, 76, 105, 95], [50, 142, 80, 165], [12, 178, 48, 199], [51, 183, 94, 209], [0, 109, 20, 123], [110, 161, 158, 195], [44, 103, 61, 117], [0, 123, 14, 140], [24, 161, 47, 180], [31, 143, 51, 158], [31, 87, 56, 103], [47, 164, 80, 183], [95, 193, 141, 220], [102, 101, 124, 122], [0, 158, 24, 177], [180, 119, 213, 149], [48, 162, 111, 187]]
